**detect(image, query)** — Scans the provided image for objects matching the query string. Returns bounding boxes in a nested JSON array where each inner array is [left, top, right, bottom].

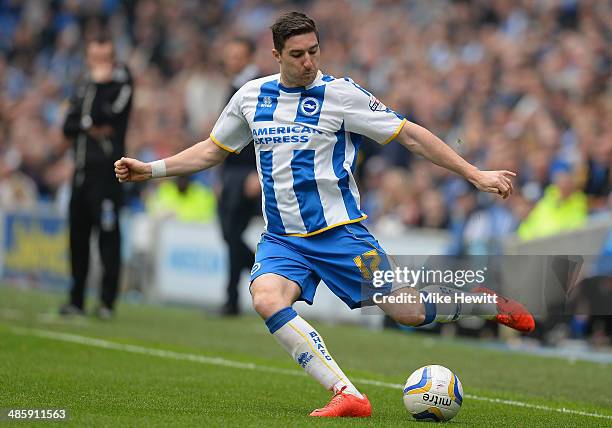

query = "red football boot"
[[309, 386, 371, 417], [472, 286, 535, 333]]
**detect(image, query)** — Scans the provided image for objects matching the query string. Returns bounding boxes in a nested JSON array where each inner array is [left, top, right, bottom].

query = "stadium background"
[[0, 0, 611, 394], [1, 1, 611, 426]]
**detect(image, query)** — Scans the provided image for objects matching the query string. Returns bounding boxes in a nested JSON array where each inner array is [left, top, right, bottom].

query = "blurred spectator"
[[0, 160, 38, 211], [445, 182, 478, 256], [0, 0, 609, 250], [518, 167, 588, 241], [146, 176, 216, 223], [463, 196, 520, 254], [58, 34, 133, 320], [582, 137, 611, 213], [419, 189, 449, 229], [375, 168, 420, 234], [217, 37, 262, 316]]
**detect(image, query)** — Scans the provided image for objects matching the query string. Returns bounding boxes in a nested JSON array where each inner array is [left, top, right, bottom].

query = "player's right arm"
[[114, 138, 229, 183]]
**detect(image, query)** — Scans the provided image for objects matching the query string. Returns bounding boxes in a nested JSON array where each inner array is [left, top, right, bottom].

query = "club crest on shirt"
[[369, 94, 387, 112], [261, 96, 273, 108], [299, 97, 320, 116]]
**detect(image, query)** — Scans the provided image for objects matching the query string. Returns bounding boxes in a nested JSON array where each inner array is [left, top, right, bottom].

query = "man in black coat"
[[218, 38, 261, 316], [59, 34, 133, 319]]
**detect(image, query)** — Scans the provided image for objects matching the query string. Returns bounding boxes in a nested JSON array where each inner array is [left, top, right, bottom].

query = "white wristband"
[[150, 160, 166, 179]]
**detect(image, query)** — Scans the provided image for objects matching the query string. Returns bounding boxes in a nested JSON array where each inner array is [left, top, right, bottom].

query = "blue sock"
[[417, 291, 437, 326], [264, 307, 298, 334]]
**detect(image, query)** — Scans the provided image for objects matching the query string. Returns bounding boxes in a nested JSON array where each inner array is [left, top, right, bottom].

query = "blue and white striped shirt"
[[211, 71, 406, 236]]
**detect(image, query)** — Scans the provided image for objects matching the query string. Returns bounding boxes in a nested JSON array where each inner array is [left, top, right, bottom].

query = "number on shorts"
[[353, 249, 381, 280]]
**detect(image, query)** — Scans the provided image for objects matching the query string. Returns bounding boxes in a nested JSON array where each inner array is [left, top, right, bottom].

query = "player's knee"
[[251, 284, 288, 319], [392, 312, 426, 327], [378, 291, 426, 326], [382, 301, 426, 326], [252, 293, 280, 318]]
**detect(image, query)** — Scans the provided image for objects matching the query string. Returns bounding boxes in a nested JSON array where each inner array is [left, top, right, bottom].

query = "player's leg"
[[376, 285, 494, 324], [378, 283, 535, 332], [319, 223, 534, 332], [251, 233, 370, 417], [250, 273, 301, 318], [375, 287, 426, 326], [251, 273, 366, 399], [310, 222, 425, 325]]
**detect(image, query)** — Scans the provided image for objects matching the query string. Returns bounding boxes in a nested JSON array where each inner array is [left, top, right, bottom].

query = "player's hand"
[[469, 170, 516, 199], [114, 157, 151, 183]]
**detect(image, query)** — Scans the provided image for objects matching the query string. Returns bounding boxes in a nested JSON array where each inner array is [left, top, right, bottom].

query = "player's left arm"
[[395, 121, 515, 199]]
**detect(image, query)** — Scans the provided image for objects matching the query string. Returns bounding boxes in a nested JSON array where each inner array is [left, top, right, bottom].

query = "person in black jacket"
[[59, 34, 133, 319], [218, 38, 261, 316]]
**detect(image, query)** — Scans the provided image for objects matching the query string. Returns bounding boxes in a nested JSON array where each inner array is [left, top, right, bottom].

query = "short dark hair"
[[88, 30, 113, 46], [231, 37, 256, 56], [271, 12, 319, 52]]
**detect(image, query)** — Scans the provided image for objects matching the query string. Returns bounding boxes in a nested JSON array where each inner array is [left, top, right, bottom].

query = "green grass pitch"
[[1, 286, 611, 427]]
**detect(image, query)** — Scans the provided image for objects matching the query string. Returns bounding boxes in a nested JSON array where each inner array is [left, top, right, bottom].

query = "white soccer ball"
[[403, 365, 463, 422]]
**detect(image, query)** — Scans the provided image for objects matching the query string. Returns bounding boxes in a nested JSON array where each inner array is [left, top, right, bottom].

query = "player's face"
[[273, 32, 320, 87]]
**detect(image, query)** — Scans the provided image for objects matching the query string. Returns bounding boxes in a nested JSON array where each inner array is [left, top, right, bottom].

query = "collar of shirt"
[[277, 70, 324, 93]]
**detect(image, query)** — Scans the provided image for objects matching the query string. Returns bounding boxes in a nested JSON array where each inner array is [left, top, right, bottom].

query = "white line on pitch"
[[10, 327, 612, 421]]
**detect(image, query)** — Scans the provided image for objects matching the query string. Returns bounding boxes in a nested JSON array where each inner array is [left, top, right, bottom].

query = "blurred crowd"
[[1, 0, 611, 255]]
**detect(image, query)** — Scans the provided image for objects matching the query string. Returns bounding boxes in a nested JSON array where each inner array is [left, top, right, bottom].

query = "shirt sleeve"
[[210, 87, 252, 153], [337, 77, 407, 145]]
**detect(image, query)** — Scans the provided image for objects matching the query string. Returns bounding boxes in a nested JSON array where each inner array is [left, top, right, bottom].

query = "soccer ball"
[[403, 365, 463, 422]]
